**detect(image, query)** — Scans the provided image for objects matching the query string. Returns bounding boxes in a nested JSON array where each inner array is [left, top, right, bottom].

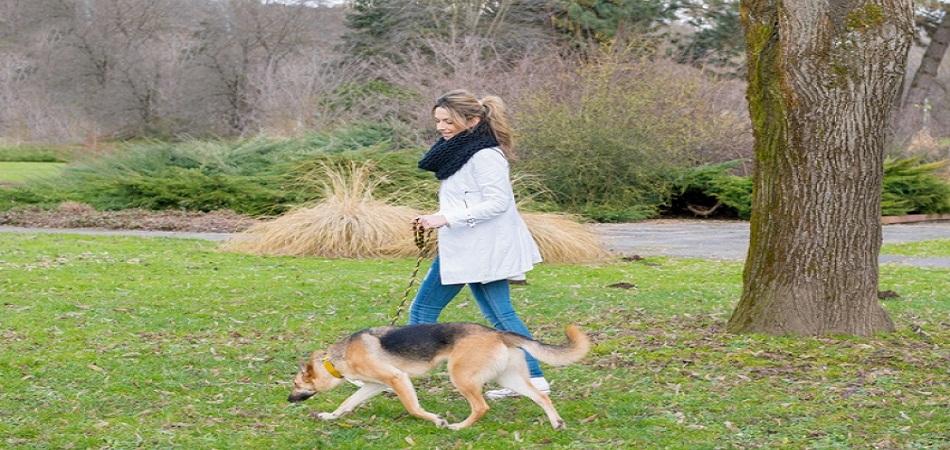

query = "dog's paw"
[[315, 412, 337, 421], [553, 419, 566, 430], [446, 422, 466, 431], [434, 417, 449, 428]]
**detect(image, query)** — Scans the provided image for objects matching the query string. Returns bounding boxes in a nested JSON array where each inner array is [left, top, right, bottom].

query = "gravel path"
[[594, 220, 950, 267], [3, 220, 949, 267]]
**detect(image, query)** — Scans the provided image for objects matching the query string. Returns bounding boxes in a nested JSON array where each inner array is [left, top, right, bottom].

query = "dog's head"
[[287, 351, 345, 403]]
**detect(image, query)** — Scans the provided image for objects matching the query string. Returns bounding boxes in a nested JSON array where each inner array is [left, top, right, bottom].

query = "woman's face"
[[434, 107, 478, 140]]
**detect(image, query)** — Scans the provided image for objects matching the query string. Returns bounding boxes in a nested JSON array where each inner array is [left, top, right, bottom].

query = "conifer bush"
[[664, 158, 950, 219], [668, 161, 754, 219], [882, 157, 950, 216]]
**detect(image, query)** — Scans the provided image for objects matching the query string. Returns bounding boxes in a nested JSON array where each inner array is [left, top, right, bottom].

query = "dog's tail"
[[504, 325, 590, 366]]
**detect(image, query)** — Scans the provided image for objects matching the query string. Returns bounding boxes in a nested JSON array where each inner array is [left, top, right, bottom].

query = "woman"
[[409, 89, 546, 399]]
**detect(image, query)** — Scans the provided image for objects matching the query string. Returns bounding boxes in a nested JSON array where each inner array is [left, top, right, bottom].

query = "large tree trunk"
[[727, 0, 914, 336], [902, 8, 950, 129]]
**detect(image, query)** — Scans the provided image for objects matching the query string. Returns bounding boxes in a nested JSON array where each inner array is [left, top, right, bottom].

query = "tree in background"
[[727, 0, 915, 336], [2, 0, 191, 140], [901, 2, 949, 134], [0, 0, 351, 141], [551, 0, 674, 47], [192, 0, 318, 134], [3, 0, 945, 147], [673, 0, 745, 75], [342, 0, 554, 63]]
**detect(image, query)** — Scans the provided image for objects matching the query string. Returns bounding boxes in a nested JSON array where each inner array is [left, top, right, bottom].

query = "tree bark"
[[727, 0, 914, 336]]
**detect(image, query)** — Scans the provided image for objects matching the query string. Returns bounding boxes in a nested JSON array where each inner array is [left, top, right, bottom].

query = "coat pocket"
[[462, 190, 482, 209]]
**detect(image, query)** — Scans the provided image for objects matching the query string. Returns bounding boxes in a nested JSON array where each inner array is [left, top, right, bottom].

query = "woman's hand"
[[415, 214, 448, 230]]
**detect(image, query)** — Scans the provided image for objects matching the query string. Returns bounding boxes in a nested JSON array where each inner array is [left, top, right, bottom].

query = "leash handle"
[[389, 219, 432, 326]]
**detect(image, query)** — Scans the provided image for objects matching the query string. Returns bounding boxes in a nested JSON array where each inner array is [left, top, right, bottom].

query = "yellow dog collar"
[[322, 354, 344, 379]]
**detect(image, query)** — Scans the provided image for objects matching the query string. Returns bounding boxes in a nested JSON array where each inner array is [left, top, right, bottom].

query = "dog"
[[288, 322, 590, 430]]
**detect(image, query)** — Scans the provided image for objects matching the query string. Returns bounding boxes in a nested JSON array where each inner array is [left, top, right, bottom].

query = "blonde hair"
[[433, 89, 516, 159]]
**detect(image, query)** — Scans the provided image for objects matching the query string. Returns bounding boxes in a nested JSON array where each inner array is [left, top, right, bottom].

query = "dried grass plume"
[[221, 162, 423, 258], [522, 213, 611, 263], [221, 162, 610, 262]]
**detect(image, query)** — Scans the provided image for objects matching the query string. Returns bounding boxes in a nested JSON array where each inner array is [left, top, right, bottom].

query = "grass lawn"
[[0, 162, 67, 184], [1, 233, 948, 449], [882, 238, 950, 258]]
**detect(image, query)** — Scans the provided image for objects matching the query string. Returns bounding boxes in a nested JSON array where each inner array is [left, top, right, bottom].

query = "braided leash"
[[389, 219, 432, 326]]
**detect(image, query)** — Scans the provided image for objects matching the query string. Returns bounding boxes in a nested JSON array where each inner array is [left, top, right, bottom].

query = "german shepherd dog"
[[288, 322, 590, 430]]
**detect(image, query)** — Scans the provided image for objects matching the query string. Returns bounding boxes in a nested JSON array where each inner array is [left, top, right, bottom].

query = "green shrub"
[[882, 157, 950, 216], [317, 80, 423, 128], [666, 158, 950, 220], [287, 145, 439, 210], [668, 161, 754, 219], [0, 124, 421, 215], [0, 144, 69, 162], [299, 121, 418, 154], [7, 127, 945, 222], [91, 167, 288, 214], [0, 184, 64, 210], [516, 45, 741, 222], [12, 139, 296, 215]]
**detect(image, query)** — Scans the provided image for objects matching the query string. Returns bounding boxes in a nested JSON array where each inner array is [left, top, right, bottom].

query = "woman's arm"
[[441, 149, 512, 228]]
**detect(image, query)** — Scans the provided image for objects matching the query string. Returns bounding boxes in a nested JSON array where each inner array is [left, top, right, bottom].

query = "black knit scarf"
[[418, 122, 499, 180]]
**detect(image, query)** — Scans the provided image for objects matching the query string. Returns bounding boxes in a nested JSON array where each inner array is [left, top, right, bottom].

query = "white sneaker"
[[485, 377, 550, 399]]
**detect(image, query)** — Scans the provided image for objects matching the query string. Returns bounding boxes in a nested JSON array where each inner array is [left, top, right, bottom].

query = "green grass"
[[1, 233, 948, 449], [0, 144, 71, 163], [882, 238, 950, 257], [0, 162, 67, 184]]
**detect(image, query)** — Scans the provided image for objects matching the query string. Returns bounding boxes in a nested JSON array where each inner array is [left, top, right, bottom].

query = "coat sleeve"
[[442, 149, 513, 228]]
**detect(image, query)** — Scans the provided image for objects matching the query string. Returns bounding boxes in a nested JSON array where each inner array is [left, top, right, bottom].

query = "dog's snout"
[[287, 390, 316, 403]]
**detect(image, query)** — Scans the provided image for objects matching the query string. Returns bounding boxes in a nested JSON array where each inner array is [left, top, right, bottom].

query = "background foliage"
[[882, 157, 950, 216], [1, 126, 948, 222], [0, 0, 948, 221]]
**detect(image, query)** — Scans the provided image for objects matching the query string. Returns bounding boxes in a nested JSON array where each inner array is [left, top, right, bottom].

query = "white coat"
[[435, 147, 542, 284]]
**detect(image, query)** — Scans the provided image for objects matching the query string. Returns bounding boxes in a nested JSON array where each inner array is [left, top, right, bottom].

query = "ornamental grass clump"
[[522, 213, 611, 263], [221, 162, 424, 258], [222, 161, 611, 261]]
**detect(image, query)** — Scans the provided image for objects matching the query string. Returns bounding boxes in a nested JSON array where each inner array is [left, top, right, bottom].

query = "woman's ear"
[[466, 116, 481, 128]]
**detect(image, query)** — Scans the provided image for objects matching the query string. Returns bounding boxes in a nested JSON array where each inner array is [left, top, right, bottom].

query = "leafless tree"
[[190, 0, 327, 135], [252, 54, 369, 134], [0, 0, 353, 142], [901, 6, 950, 134]]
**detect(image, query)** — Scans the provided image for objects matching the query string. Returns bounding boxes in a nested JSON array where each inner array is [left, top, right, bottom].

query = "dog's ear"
[[297, 358, 308, 373], [302, 351, 323, 376]]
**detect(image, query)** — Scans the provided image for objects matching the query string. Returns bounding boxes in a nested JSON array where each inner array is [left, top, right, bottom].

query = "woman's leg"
[[408, 256, 464, 325], [468, 280, 543, 378]]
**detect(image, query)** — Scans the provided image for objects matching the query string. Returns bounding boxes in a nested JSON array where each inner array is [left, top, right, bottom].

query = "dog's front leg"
[[316, 383, 389, 421], [387, 372, 448, 428]]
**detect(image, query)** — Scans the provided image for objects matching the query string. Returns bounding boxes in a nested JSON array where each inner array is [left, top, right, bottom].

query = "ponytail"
[[433, 89, 516, 160], [480, 96, 515, 159]]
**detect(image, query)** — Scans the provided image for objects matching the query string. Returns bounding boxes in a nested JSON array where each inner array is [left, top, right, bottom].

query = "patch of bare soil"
[[0, 206, 261, 233]]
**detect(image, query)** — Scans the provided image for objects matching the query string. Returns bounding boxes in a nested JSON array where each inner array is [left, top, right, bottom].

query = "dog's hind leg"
[[386, 372, 448, 428], [316, 383, 388, 421], [445, 372, 491, 430], [495, 357, 565, 430], [444, 348, 512, 430]]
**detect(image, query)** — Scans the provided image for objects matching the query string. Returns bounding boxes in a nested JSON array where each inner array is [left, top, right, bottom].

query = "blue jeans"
[[408, 256, 543, 378]]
